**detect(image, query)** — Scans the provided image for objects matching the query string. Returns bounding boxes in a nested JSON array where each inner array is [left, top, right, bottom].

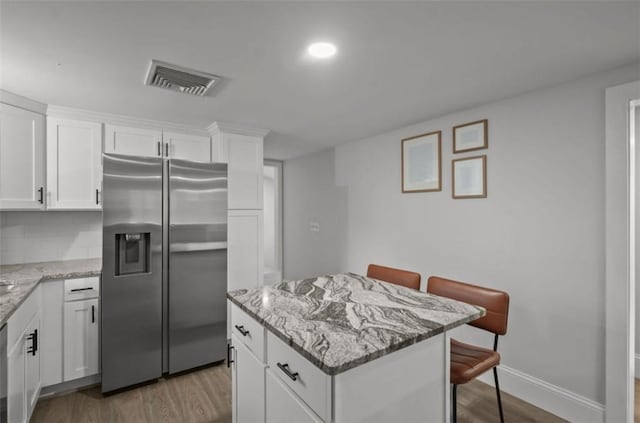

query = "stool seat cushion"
[[450, 338, 500, 385]]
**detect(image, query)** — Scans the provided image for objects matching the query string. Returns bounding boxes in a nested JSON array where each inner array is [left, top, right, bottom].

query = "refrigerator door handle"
[[170, 241, 227, 253]]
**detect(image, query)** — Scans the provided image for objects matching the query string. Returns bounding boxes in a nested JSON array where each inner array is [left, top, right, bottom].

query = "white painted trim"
[[39, 373, 101, 399], [0, 89, 47, 114], [477, 365, 604, 423], [47, 104, 209, 136], [208, 120, 270, 138], [635, 354, 640, 379], [605, 80, 640, 423]]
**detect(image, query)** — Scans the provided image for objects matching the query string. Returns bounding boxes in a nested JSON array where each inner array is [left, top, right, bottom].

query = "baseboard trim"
[[477, 365, 604, 422], [39, 374, 101, 399]]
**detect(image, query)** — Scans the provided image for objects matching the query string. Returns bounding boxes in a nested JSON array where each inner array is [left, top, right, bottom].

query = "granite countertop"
[[0, 258, 102, 327], [227, 272, 485, 376]]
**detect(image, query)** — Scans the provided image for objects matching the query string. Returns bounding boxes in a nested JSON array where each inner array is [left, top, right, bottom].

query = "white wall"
[[283, 63, 640, 409], [283, 148, 348, 280], [0, 211, 101, 264]]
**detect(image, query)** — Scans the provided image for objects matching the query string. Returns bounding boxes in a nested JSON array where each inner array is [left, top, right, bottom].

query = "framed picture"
[[452, 155, 487, 199], [401, 130, 442, 193], [453, 119, 488, 153]]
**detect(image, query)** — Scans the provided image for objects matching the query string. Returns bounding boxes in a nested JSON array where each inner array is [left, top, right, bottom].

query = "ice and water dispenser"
[[115, 233, 150, 275]]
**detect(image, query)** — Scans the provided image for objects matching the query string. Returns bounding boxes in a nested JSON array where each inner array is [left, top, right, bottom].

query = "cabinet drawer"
[[8, 283, 41, 348], [266, 332, 331, 422], [266, 368, 323, 423], [230, 302, 265, 362], [64, 277, 99, 301]]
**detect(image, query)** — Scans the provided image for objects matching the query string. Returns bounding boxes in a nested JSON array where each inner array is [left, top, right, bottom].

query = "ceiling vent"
[[144, 60, 220, 96]]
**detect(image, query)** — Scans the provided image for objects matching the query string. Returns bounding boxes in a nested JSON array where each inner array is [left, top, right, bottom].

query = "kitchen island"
[[227, 272, 484, 423]]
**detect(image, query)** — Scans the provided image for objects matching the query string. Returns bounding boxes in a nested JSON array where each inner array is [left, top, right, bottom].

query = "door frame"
[[605, 80, 640, 423]]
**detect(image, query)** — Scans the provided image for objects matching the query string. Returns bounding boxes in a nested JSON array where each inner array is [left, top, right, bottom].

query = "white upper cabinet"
[[228, 133, 264, 210], [47, 118, 102, 209], [164, 132, 211, 162], [104, 124, 162, 158], [0, 103, 45, 210]]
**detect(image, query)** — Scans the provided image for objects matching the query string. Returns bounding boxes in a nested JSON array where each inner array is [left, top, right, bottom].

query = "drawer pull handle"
[[92, 305, 96, 323], [277, 362, 299, 381], [38, 187, 44, 204], [27, 329, 38, 356], [227, 344, 234, 368], [234, 325, 250, 336], [70, 287, 94, 292]]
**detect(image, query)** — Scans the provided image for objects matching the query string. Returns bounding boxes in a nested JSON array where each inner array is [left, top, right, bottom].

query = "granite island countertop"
[[227, 272, 485, 376], [0, 258, 102, 327]]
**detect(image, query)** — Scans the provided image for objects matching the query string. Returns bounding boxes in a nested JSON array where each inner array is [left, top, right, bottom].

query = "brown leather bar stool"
[[366, 264, 421, 290], [426, 276, 510, 423]]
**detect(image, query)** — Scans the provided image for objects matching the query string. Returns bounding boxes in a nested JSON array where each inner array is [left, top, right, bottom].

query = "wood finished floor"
[[32, 363, 565, 423]]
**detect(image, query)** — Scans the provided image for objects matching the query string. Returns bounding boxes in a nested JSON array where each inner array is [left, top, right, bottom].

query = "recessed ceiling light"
[[307, 42, 337, 59]]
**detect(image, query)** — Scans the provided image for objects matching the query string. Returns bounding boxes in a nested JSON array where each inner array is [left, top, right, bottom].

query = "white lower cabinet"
[[228, 210, 264, 293], [231, 303, 325, 423], [266, 369, 322, 423], [7, 327, 27, 423], [232, 334, 265, 423], [41, 280, 64, 386], [8, 284, 42, 423], [230, 300, 448, 423], [25, 315, 41, 415], [41, 277, 100, 389], [63, 298, 99, 381]]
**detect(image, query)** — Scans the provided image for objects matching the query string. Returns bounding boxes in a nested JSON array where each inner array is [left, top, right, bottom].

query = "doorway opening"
[[264, 160, 283, 284]]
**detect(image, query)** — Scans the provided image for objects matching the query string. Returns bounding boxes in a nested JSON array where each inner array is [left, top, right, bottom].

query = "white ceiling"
[[1, 1, 639, 159]]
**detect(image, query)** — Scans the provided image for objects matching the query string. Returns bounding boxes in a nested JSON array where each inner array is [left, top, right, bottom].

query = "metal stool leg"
[[493, 367, 504, 423], [451, 384, 457, 423]]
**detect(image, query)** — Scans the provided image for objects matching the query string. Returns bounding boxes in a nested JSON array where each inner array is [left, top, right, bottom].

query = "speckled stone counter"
[[227, 272, 484, 375], [0, 258, 101, 327]]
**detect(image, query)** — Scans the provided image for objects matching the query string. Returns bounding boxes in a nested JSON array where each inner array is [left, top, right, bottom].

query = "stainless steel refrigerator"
[[101, 153, 228, 393]]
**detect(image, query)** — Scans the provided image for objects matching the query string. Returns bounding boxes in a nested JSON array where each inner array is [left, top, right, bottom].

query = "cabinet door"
[[164, 132, 211, 162], [24, 314, 41, 420], [0, 103, 45, 210], [228, 210, 264, 293], [266, 370, 322, 423], [228, 133, 263, 209], [7, 333, 26, 423], [41, 280, 64, 387], [47, 118, 102, 209], [63, 299, 100, 381], [104, 124, 162, 158], [232, 336, 265, 423]]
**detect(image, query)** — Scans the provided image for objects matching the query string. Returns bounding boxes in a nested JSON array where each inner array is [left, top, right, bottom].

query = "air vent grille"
[[145, 60, 220, 97]]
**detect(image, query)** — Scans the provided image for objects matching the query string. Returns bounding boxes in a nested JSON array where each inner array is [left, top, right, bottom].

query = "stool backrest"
[[366, 264, 421, 290], [427, 276, 509, 335]]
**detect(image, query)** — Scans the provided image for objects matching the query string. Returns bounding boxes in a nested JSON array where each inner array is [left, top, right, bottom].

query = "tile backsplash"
[[0, 212, 102, 265]]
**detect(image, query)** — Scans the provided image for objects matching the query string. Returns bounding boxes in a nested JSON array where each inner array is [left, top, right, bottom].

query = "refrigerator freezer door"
[[102, 154, 163, 393], [169, 159, 228, 374]]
